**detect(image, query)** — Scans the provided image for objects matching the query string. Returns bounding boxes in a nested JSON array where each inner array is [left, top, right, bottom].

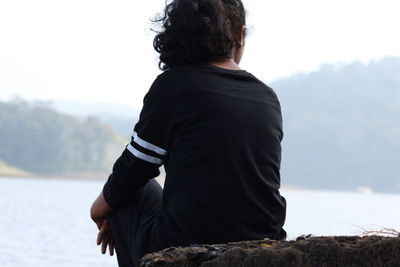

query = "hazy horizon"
[[1, 56, 397, 113]]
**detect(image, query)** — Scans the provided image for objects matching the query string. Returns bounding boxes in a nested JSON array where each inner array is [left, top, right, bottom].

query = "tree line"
[[0, 99, 126, 175], [272, 57, 400, 193]]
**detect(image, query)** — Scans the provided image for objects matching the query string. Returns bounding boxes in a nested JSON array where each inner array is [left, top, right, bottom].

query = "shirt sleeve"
[[102, 70, 183, 209]]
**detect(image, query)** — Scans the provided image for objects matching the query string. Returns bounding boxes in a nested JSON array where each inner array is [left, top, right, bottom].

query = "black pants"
[[108, 179, 287, 266], [108, 179, 162, 267]]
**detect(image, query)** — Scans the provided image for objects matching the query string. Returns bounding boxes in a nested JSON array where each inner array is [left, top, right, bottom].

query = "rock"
[[140, 236, 400, 267]]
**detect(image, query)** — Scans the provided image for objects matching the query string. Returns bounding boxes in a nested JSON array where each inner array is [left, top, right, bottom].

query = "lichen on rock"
[[140, 236, 400, 267]]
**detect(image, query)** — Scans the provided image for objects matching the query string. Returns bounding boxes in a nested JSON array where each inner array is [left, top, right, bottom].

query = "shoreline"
[[1, 174, 393, 195], [0, 173, 109, 182], [0, 173, 167, 184]]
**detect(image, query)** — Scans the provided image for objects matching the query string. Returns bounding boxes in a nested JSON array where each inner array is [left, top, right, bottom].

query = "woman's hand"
[[97, 219, 115, 256], [90, 192, 114, 255]]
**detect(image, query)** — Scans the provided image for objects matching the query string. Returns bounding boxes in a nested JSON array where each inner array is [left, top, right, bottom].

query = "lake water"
[[1, 177, 399, 267]]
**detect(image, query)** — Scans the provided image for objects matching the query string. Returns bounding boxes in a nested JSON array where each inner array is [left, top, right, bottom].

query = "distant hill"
[[272, 57, 400, 193], [95, 113, 139, 137], [51, 100, 140, 137], [0, 100, 126, 175]]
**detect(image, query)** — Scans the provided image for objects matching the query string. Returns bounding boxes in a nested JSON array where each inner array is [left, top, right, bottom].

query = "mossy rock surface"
[[140, 236, 400, 267]]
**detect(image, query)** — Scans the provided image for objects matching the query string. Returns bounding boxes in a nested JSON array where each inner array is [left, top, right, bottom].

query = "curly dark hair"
[[153, 0, 246, 70]]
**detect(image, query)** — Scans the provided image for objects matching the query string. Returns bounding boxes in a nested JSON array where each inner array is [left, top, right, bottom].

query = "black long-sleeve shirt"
[[103, 64, 286, 250]]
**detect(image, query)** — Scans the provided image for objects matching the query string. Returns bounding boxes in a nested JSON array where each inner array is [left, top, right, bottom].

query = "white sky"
[[0, 0, 399, 109]]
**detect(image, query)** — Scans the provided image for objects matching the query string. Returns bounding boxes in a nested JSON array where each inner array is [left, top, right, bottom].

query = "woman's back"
[[143, 64, 287, 250]]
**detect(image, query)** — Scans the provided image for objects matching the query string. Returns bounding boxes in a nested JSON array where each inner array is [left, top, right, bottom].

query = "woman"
[[90, 0, 287, 266]]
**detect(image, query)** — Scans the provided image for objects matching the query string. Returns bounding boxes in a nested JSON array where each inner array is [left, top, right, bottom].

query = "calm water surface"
[[1, 177, 399, 267]]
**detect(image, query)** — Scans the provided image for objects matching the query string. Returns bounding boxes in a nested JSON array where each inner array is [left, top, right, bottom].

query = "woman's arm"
[[89, 69, 184, 254], [90, 191, 112, 227], [99, 69, 184, 210]]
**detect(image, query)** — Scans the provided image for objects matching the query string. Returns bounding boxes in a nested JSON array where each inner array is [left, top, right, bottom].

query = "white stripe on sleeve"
[[133, 131, 167, 156], [126, 144, 164, 165]]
